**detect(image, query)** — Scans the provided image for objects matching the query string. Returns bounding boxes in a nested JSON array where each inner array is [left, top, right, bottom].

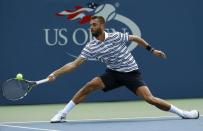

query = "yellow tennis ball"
[[16, 73, 23, 80]]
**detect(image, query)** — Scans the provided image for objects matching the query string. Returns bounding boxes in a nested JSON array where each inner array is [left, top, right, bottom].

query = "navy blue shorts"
[[100, 69, 146, 92]]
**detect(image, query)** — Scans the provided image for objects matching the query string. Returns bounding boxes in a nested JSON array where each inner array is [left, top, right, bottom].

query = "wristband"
[[146, 45, 154, 53]]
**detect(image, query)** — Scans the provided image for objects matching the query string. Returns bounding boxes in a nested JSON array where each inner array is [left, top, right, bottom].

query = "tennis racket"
[[2, 78, 49, 101]]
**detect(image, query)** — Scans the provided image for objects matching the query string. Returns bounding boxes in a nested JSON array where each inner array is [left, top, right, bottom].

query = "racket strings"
[[2, 79, 29, 100]]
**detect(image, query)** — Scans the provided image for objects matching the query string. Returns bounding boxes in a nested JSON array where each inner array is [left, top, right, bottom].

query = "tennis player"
[[48, 16, 199, 123]]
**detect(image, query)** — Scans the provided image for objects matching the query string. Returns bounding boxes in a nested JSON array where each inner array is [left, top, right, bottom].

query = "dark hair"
[[91, 16, 105, 24]]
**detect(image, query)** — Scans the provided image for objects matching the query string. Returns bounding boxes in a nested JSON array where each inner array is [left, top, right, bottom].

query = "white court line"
[[68, 115, 181, 122], [0, 124, 59, 131], [0, 115, 202, 124], [67, 115, 202, 122], [0, 120, 48, 124]]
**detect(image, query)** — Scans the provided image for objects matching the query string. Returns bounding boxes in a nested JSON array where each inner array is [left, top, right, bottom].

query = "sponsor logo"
[[43, 2, 141, 58]]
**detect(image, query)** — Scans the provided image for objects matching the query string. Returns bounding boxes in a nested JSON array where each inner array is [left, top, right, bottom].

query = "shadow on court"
[[0, 116, 202, 131]]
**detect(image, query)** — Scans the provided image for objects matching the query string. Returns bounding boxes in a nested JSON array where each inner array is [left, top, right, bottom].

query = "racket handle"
[[36, 78, 49, 85]]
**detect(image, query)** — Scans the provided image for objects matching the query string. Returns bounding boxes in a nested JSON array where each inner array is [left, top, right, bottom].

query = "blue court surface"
[[0, 116, 202, 131]]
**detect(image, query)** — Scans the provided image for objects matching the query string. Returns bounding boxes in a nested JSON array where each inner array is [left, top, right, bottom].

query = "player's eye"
[[92, 23, 97, 27]]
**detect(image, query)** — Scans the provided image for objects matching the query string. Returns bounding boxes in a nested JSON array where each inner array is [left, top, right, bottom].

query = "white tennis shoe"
[[50, 111, 66, 123], [181, 110, 199, 119]]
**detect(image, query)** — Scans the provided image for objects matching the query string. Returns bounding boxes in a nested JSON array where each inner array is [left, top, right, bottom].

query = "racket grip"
[[36, 78, 49, 85]]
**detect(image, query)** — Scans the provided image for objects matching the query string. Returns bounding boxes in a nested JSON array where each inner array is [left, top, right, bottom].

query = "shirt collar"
[[104, 31, 108, 40]]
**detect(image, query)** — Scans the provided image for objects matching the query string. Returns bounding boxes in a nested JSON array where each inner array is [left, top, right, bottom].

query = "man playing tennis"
[[48, 16, 199, 123]]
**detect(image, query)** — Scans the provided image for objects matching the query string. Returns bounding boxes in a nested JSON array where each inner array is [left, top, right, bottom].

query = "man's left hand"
[[152, 50, 167, 59]]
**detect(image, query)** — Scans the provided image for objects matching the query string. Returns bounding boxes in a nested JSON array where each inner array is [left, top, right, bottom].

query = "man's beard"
[[91, 29, 102, 38]]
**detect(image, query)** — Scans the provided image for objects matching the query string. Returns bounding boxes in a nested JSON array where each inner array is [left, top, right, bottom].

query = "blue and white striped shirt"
[[80, 32, 138, 72]]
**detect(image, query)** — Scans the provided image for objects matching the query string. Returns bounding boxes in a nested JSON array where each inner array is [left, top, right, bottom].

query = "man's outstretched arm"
[[48, 57, 86, 81], [128, 35, 167, 59]]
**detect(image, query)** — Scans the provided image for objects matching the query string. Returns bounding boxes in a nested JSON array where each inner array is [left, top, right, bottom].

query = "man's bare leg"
[[50, 77, 105, 122], [133, 86, 199, 119]]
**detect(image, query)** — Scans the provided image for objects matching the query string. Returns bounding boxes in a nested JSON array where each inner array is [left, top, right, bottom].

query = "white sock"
[[61, 100, 76, 115], [169, 105, 184, 117]]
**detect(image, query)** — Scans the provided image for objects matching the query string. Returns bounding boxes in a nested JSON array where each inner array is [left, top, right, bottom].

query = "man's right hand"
[[48, 73, 56, 81]]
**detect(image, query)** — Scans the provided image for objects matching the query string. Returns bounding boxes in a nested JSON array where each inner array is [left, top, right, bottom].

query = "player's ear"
[[101, 23, 105, 29]]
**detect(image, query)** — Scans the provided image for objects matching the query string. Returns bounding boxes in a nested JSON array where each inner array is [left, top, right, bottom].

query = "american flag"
[[56, 2, 98, 24]]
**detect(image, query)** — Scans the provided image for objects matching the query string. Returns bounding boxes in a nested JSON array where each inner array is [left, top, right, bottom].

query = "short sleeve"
[[79, 43, 94, 60], [119, 32, 129, 43]]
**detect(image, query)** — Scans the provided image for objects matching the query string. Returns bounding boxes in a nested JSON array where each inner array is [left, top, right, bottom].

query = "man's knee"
[[84, 77, 104, 92]]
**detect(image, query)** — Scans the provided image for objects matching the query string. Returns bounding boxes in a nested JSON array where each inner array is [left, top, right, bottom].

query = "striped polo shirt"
[[79, 31, 138, 72]]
